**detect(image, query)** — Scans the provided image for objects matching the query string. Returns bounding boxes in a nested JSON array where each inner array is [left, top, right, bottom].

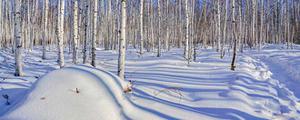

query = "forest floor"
[[0, 44, 300, 120]]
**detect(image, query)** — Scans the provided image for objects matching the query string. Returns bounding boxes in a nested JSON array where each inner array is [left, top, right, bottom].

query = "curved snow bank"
[[1, 65, 160, 120]]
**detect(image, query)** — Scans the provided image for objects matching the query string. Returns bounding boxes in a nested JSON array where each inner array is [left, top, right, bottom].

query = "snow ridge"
[[1, 65, 160, 120]]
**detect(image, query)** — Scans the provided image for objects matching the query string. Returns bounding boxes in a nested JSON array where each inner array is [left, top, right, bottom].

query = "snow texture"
[[0, 44, 299, 120]]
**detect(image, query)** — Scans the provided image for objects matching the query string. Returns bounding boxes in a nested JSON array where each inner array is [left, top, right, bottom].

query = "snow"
[[0, 44, 300, 120], [1, 65, 161, 120]]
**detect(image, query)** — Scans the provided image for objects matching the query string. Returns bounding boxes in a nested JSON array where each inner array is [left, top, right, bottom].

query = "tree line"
[[0, 0, 299, 79]]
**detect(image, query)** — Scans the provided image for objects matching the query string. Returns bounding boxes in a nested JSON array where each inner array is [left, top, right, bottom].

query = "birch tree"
[[0, 0, 299, 73], [82, 1, 88, 64], [286, 0, 290, 49], [57, 0, 65, 68], [184, 0, 189, 59], [118, 0, 127, 80], [157, 0, 161, 57], [231, 0, 237, 71], [221, 0, 228, 58], [26, 0, 31, 51], [32, 0, 39, 51], [259, 0, 264, 50], [72, 0, 79, 64], [14, 0, 23, 76], [252, 0, 257, 48], [165, 0, 170, 51], [140, 0, 144, 55], [42, 0, 49, 59], [238, 0, 243, 51], [150, 0, 154, 51], [216, 0, 221, 52], [91, 0, 98, 67]]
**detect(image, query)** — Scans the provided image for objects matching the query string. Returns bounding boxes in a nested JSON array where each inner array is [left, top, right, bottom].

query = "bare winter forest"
[[0, 0, 300, 120]]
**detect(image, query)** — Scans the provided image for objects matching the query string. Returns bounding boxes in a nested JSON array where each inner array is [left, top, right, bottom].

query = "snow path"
[[240, 54, 300, 119], [244, 46, 300, 119], [248, 49, 300, 98]]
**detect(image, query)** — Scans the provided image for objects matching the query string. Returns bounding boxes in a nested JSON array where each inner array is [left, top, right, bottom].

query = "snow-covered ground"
[[0, 44, 299, 120]]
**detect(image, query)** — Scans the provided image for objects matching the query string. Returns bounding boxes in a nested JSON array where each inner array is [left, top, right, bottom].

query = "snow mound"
[[1, 65, 159, 120]]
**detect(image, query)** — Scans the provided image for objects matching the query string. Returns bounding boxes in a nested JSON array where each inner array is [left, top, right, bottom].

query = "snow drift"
[[1, 65, 160, 120]]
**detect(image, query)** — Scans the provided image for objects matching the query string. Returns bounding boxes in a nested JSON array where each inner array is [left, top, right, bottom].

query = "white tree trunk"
[[184, 0, 189, 59], [10, 0, 15, 53], [82, 1, 88, 64], [216, 0, 221, 52], [26, 0, 31, 51], [238, 0, 243, 51], [72, 0, 79, 64], [91, 0, 98, 67], [57, 0, 65, 68], [32, 0, 39, 51], [178, 0, 183, 48], [259, 0, 264, 50], [42, 0, 49, 59], [118, 0, 127, 80], [14, 0, 23, 76], [286, 0, 290, 49], [150, 0, 154, 51], [252, 0, 256, 47], [157, 0, 161, 57], [140, 0, 144, 55], [231, 0, 237, 71], [221, 0, 228, 58], [24, 1, 31, 49], [165, 0, 170, 51]]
